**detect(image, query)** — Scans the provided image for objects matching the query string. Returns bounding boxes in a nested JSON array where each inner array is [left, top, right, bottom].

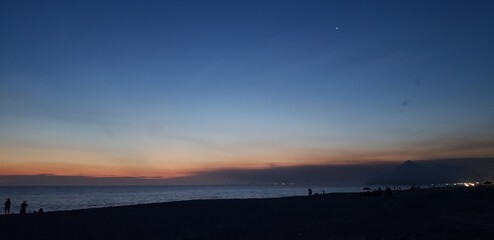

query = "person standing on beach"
[[4, 198, 11, 214], [20, 201, 28, 214], [308, 188, 313, 196]]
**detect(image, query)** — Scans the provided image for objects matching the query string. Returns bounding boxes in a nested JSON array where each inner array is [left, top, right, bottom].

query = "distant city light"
[[462, 182, 476, 187]]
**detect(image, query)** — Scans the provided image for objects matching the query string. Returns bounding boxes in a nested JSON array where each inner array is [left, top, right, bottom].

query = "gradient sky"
[[1, 0, 494, 178]]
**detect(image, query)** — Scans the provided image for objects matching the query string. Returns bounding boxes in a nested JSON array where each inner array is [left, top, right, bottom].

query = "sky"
[[1, 0, 494, 179]]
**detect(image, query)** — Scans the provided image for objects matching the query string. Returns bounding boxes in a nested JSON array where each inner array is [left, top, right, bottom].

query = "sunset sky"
[[1, 0, 493, 178]]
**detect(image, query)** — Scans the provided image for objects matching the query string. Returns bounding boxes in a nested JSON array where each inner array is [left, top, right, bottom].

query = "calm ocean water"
[[0, 185, 362, 213]]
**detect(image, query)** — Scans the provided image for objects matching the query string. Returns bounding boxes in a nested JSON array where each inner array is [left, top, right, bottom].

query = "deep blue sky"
[[1, 0, 493, 177]]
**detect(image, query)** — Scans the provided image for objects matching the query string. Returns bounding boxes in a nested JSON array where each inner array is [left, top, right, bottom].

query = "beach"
[[1, 186, 493, 240]]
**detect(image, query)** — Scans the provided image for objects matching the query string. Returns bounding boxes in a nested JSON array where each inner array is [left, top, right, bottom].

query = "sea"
[[0, 185, 363, 213]]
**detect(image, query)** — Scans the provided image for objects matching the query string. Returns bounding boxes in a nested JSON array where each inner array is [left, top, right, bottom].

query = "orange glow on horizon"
[[1, 142, 494, 178]]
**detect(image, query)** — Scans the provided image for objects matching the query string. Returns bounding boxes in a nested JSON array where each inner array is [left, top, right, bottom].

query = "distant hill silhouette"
[[367, 158, 493, 185]]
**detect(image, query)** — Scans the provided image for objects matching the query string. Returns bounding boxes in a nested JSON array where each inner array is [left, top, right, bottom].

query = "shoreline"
[[0, 185, 472, 213], [0, 184, 365, 212], [1, 187, 493, 239]]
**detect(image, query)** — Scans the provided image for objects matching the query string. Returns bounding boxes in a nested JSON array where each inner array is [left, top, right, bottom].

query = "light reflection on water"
[[0, 185, 363, 213]]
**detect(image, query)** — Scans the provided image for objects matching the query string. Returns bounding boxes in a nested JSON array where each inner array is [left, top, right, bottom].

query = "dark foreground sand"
[[1, 187, 493, 240]]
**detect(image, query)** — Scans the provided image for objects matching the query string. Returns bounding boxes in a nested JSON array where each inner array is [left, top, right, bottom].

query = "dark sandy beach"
[[1, 186, 493, 240]]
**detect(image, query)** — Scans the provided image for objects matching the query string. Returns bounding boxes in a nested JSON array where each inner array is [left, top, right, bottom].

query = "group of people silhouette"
[[360, 187, 394, 197], [4, 198, 29, 215], [307, 188, 325, 196]]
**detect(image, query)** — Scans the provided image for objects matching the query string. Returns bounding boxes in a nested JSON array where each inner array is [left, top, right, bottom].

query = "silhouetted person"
[[385, 187, 392, 197], [20, 201, 28, 214], [4, 198, 11, 214], [38, 208, 44, 213], [308, 188, 313, 196]]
